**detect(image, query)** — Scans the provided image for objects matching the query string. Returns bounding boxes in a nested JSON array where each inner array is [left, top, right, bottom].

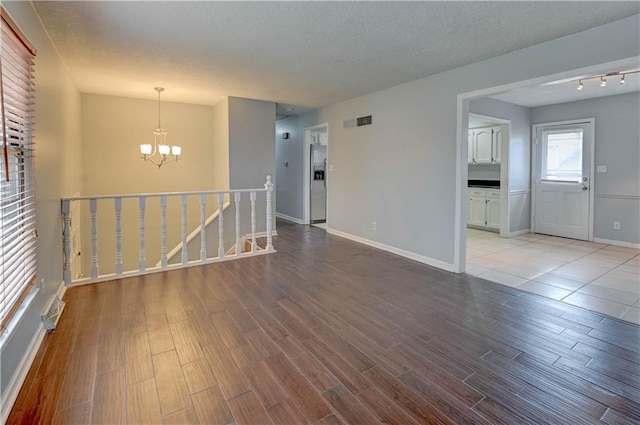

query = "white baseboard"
[[1, 322, 46, 424], [326, 228, 455, 272], [275, 212, 304, 224], [0, 280, 66, 423], [594, 237, 640, 249], [508, 228, 531, 237]]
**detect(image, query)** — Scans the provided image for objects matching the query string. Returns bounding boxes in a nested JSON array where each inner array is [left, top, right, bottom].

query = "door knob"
[[582, 186, 589, 191]]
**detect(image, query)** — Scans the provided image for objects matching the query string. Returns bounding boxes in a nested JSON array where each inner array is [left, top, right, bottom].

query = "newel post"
[[265, 175, 274, 251], [61, 200, 71, 285]]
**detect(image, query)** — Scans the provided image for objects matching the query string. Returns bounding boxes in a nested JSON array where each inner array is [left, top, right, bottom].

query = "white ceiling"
[[32, 2, 640, 113]]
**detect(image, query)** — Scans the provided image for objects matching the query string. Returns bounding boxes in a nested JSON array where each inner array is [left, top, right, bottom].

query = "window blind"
[[1, 8, 37, 332]]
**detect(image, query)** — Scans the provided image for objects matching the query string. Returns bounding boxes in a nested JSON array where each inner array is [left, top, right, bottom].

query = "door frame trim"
[[302, 123, 329, 225], [531, 118, 596, 241]]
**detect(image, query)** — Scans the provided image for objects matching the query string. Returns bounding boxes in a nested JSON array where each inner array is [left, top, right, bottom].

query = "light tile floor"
[[467, 229, 640, 325]]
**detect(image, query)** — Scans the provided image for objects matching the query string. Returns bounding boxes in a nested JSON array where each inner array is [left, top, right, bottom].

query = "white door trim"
[[303, 123, 329, 225], [531, 118, 595, 241]]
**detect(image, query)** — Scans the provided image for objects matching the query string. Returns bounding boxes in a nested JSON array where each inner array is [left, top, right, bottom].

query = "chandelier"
[[139, 87, 182, 168]]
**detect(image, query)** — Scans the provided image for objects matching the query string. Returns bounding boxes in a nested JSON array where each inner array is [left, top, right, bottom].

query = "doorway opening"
[[455, 57, 636, 273], [467, 113, 510, 238], [303, 123, 329, 226]]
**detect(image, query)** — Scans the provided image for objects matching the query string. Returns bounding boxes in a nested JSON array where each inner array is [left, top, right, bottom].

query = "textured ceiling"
[[32, 1, 640, 112]]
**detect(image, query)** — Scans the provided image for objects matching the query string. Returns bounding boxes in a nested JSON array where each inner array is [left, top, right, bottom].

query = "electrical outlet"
[[372, 222, 377, 230], [613, 221, 621, 230], [597, 165, 607, 173]]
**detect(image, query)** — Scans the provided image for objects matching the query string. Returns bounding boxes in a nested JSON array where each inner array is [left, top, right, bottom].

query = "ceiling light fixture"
[[574, 69, 638, 91], [140, 87, 182, 168]]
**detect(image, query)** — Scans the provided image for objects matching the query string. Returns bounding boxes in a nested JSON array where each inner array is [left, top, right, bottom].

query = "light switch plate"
[[597, 165, 606, 173], [329, 164, 334, 171]]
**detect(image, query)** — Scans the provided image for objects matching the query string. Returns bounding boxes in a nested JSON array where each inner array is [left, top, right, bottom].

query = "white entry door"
[[533, 121, 593, 240]]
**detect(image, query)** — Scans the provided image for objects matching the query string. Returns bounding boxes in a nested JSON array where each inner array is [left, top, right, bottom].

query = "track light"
[[572, 69, 637, 91]]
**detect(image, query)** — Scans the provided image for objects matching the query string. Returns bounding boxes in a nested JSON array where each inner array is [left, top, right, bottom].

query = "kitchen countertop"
[[468, 179, 500, 188]]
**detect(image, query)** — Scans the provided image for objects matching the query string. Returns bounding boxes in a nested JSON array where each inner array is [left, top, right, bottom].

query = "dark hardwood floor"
[[7, 220, 640, 424]]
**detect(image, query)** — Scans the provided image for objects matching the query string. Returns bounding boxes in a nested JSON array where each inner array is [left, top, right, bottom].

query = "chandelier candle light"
[[140, 87, 182, 168]]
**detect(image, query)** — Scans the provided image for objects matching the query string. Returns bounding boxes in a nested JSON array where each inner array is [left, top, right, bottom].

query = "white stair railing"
[[61, 176, 275, 286]]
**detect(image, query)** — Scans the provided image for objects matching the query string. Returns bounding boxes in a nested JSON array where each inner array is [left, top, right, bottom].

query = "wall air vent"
[[357, 115, 372, 126], [42, 295, 65, 331], [344, 115, 373, 129]]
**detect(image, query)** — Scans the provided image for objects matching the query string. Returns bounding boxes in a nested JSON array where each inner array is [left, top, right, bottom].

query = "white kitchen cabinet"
[[473, 129, 493, 163], [468, 196, 487, 226], [467, 187, 500, 230], [468, 125, 502, 164], [485, 188, 501, 229]]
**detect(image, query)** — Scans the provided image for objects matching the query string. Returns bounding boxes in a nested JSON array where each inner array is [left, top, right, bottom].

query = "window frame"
[[540, 128, 584, 184]]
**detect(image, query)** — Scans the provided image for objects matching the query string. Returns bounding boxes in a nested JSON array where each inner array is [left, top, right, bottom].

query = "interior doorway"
[[532, 119, 595, 241], [303, 123, 329, 225], [468, 113, 510, 238], [454, 57, 635, 273]]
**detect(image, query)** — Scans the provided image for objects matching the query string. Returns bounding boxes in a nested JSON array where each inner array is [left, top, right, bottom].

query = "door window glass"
[[542, 130, 583, 182]]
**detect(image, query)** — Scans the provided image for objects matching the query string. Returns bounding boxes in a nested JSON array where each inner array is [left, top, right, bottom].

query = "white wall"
[[212, 98, 230, 191], [228, 97, 276, 235], [470, 98, 532, 233], [282, 16, 639, 269], [0, 1, 82, 416], [80, 94, 217, 273], [531, 92, 640, 245], [228, 97, 276, 189]]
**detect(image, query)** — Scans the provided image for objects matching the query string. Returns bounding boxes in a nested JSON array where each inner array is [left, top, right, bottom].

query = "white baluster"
[[115, 197, 123, 275], [62, 200, 71, 285], [265, 175, 274, 251], [200, 194, 207, 262], [181, 194, 188, 265], [160, 195, 168, 269], [90, 198, 99, 279], [218, 193, 225, 258], [250, 191, 257, 253], [139, 197, 146, 272], [234, 192, 241, 256]]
